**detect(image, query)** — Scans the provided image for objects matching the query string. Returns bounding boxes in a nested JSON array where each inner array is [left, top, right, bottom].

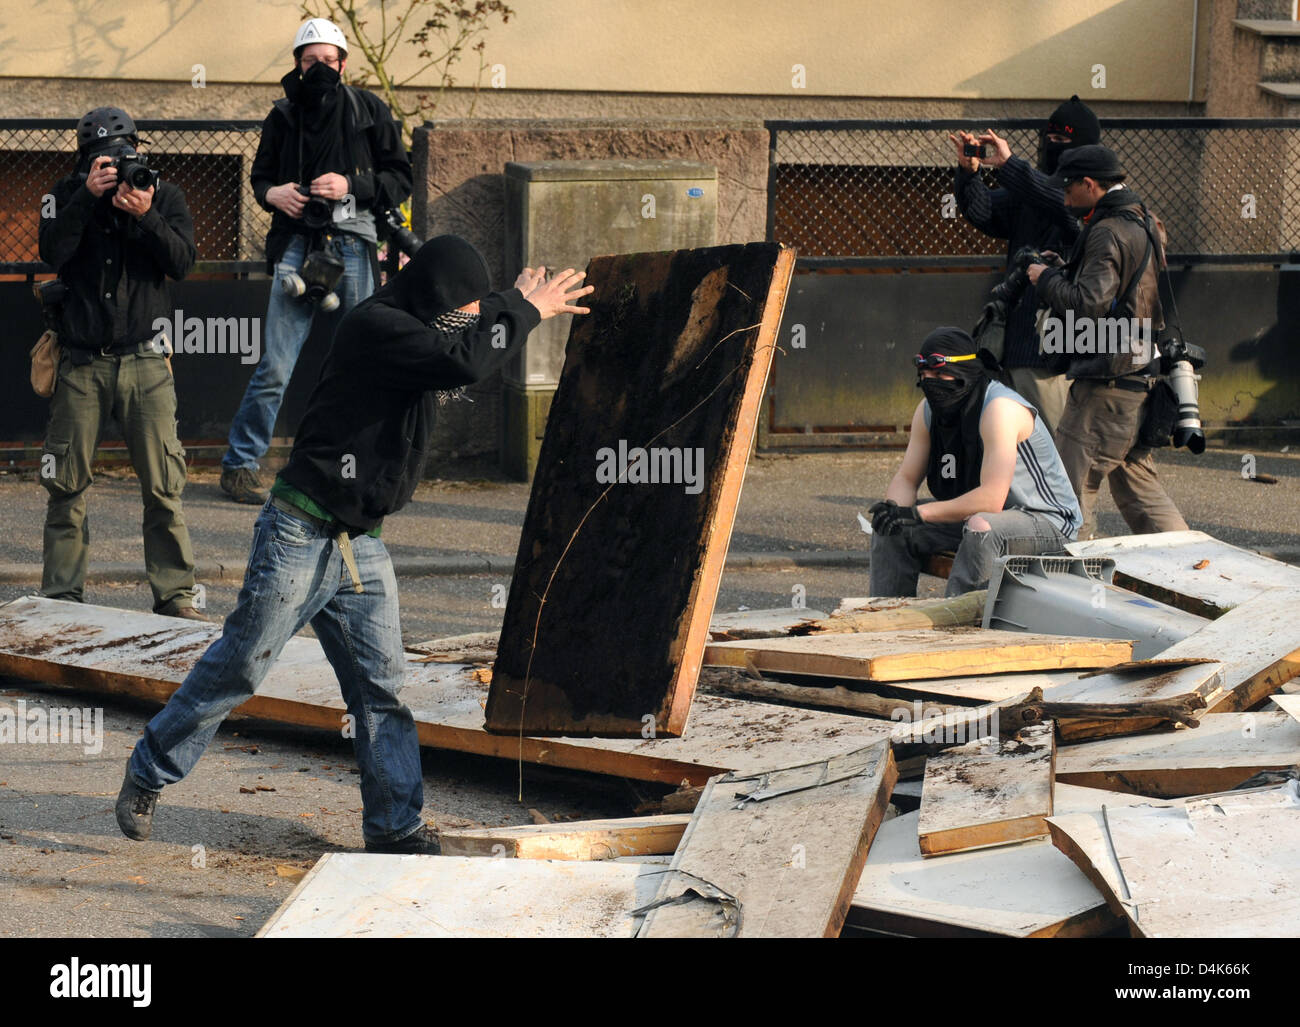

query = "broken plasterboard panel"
[[256, 854, 664, 938], [1055, 712, 1300, 797], [637, 742, 896, 938], [1048, 781, 1300, 938], [1065, 530, 1300, 618], [848, 783, 1157, 938], [486, 243, 795, 738], [704, 629, 1131, 682], [917, 723, 1055, 857]]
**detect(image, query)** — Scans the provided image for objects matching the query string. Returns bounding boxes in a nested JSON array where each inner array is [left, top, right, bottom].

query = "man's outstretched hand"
[[869, 499, 923, 536], [521, 267, 594, 320]]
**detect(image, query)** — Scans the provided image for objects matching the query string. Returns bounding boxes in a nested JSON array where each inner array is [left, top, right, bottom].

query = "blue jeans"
[[869, 506, 1068, 598], [223, 233, 374, 471], [128, 500, 424, 844]]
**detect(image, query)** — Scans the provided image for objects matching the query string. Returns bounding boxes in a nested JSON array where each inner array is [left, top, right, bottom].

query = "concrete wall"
[[2, 0, 1204, 101]]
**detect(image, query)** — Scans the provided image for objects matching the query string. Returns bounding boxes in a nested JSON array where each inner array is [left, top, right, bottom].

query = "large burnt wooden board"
[[486, 243, 795, 738]]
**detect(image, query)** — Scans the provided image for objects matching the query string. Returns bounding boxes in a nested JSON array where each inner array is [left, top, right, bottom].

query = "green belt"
[[269, 479, 382, 595]]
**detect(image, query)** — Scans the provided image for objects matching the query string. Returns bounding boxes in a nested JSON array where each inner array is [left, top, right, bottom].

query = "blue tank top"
[[924, 379, 1081, 539]]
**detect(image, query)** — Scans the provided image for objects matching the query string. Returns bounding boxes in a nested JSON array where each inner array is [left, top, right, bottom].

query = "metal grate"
[[0, 119, 267, 274], [768, 118, 1300, 266]]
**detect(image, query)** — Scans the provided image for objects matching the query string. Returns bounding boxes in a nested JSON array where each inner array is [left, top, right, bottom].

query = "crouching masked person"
[[116, 236, 594, 854], [867, 327, 1082, 597]]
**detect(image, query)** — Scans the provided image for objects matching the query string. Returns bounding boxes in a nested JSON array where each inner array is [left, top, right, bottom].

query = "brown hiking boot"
[[220, 466, 268, 505]]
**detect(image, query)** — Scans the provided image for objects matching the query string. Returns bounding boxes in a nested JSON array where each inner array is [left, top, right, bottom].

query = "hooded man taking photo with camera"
[[950, 95, 1101, 436], [220, 17, 412, 506]]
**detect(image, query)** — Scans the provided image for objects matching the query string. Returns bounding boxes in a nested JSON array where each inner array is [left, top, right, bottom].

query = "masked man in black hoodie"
[[949, 96, 1100, 435], [220, 17, 412, 505], [116, 235, 594, 854], [867, 328, 1081, 598]]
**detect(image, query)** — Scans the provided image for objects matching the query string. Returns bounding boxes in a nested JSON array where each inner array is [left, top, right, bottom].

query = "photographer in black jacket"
[[220, 17, 412, 505], [950, 96, 1100, 435], [117, 236, 594, 855], [37, 106, 203, 619]]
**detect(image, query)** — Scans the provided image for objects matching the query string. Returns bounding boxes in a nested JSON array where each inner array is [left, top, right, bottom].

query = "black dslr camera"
[[1158, 332, 1207, 454], [989, 246, 1047, 309], [296, 185, 337, 230], [111, 151, 159, 191]]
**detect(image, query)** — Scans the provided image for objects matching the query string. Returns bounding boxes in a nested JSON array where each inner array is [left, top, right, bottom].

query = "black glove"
[[868, 500, 923, 536]]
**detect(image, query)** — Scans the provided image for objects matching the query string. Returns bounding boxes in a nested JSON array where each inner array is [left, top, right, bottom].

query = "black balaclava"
[[374, 234, 492, 324], [282, 58, 346, 185], [1039, 95, 1101, 175], [917, 327, 990, 501]]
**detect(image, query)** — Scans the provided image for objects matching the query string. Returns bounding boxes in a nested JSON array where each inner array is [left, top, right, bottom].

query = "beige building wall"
[[1, 0, 1207, 119]]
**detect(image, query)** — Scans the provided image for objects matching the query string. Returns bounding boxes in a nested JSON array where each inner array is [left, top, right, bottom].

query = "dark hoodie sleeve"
[[955, 165, 1013, 240], [368, 288, 542, 391], [251, 110, 284, 211], [133, 183, 197, 281], [347, 96, 411, 210]]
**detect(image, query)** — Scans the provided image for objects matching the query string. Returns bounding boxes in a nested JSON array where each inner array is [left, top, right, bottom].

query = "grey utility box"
[[500, 159, 718, 479]]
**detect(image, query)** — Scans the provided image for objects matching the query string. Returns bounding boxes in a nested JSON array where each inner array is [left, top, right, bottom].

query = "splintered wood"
[[704, 629, 1132, 682], [917, 723, 1055, 857], [486, 243, 795, 738], [637, 742, 896, 938]]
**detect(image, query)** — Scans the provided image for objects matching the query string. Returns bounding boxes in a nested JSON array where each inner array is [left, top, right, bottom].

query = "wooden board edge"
[[664, 244, 796, 737], [254, 852, 334, 938], [918, 815, 1050, 858], [823, 746, 898, 937]]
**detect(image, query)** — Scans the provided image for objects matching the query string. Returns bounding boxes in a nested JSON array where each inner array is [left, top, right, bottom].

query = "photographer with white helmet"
[[221, 18, 412, 505]]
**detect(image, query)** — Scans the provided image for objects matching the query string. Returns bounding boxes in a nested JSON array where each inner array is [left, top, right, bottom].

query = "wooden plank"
[[486, 243, 795, 739], [707, 608, 827, 641], [439, 815, 689, 860], [848, 784, 1154, 938], [1048, 782, 1300, 938], [794, 592, 987, 635], [0, 596, 893, 787], [637, 742, 896, 938], [1055, 712, 1300, 797], [1066, 530, 1300, 618], [1150, 588, 1300, 713], [916, 723, 1055, 857], [256, 854, 663, 938], [1046, 660, 1225, 742], [704, 629, 1132, 682]]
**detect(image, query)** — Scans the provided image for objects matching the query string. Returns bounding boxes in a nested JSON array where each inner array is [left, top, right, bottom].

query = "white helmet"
[[293, 18, 348, 58]]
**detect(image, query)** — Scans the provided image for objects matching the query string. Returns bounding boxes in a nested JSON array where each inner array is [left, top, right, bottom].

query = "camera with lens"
[[1157, 331, 1207, 454], [280, 243, 345, 312], [988, 246, 1047, 309], [296, 185, 337, 230], [382, 208, 423, 260], [112, 152, 158, 191]]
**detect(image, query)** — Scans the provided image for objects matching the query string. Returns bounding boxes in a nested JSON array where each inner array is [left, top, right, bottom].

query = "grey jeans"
[[868, 506, 1070, 597]]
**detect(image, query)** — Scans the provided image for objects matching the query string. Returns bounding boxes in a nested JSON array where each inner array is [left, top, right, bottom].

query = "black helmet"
[[76, 107, 138, 152]]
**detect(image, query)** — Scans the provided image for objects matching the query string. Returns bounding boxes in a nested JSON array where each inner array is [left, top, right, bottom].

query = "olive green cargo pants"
[[39, 349, 198, 613]]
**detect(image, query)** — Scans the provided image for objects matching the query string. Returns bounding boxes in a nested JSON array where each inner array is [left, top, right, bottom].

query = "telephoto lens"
[[1168, 360, 1206, 454]]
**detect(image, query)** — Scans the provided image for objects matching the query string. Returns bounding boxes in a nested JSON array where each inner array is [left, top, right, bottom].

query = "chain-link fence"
[[768, 118, 1300, 265], [0, 119, 267, 274]]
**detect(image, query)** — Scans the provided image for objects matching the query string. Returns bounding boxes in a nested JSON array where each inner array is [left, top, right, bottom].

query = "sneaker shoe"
[[115, 767, 160, 841], [364, 824, 441, 855], [220, 467, 268, 505]]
